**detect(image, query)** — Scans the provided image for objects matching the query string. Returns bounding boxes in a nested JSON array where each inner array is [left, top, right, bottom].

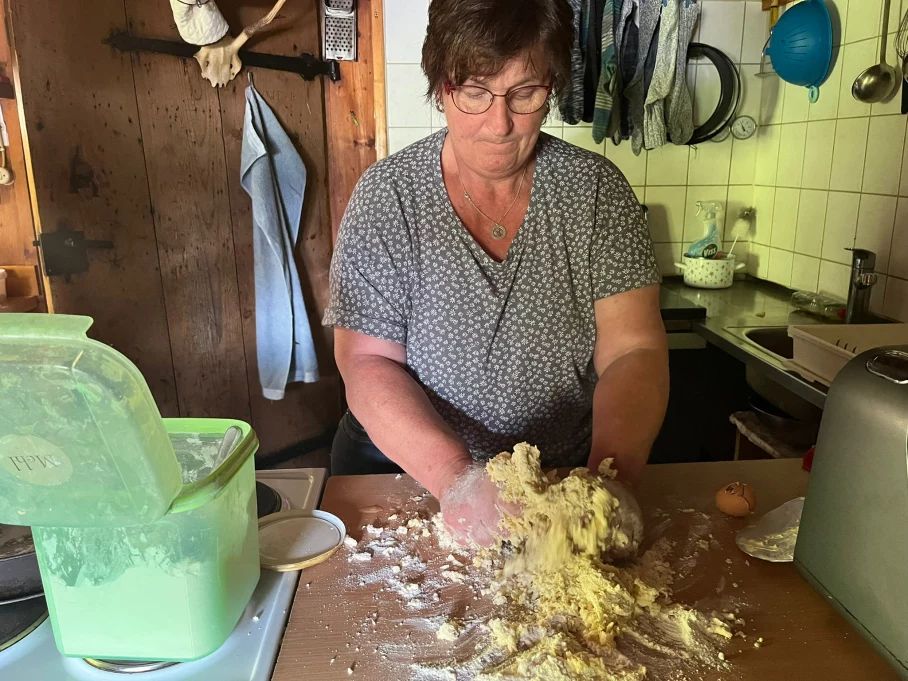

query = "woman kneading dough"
[[323, 0, 669, 547]]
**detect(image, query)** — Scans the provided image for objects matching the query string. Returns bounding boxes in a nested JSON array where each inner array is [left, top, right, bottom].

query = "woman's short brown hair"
[[421, 0, 574, 102]]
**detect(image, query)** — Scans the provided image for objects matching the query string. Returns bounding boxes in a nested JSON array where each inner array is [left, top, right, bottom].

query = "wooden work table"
[[272, 459, 900, 680]]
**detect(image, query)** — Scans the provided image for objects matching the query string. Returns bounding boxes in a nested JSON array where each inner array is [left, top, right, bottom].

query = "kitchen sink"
[[743, 327, 794, 359], [722, 325, 795, 360]]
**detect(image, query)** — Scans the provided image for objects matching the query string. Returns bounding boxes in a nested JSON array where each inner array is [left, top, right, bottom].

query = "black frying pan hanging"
[[686, 43, 742, 145], [0, 524, 42, 603]]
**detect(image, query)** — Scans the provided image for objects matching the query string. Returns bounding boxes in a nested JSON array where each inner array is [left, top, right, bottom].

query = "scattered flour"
[[340, 443, 757, 680]]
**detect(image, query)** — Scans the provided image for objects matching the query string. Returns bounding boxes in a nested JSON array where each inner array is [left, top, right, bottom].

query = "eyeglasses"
[[443, 82, 552, 115]]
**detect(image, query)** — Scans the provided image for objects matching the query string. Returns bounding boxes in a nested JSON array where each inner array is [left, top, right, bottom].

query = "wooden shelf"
[[0, 295, 38, 312]]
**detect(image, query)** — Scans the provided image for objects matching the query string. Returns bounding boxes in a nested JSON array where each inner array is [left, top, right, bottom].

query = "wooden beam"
[[0, 0, 38, 273], [325, 0, 382, 241], [371, 1, 387, 160]]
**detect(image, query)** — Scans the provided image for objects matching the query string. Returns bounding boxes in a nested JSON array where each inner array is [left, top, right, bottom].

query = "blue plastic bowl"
[[765, 0, 834, 100]]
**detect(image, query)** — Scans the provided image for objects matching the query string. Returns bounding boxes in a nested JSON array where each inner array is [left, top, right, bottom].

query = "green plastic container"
[[0, 314, 182, 527], [0, 315, 261, 660], [33, 418, 261, 661]]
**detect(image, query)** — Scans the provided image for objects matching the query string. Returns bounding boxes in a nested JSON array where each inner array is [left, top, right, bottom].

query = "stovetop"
[[0, 468, 326, 681]]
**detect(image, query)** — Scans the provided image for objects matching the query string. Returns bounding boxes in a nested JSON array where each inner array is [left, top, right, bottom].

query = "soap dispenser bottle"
[[687, 201, 723, 259]]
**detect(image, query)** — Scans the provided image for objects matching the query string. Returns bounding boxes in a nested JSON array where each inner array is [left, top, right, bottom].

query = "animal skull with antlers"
[[169, 0, 289, 87]]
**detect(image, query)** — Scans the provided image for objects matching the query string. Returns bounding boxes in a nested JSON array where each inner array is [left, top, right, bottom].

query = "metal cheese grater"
[[323, 0, 357, 61]]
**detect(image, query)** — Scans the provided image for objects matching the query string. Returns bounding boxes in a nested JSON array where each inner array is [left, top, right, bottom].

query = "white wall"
[[752, 0, 908, 321]]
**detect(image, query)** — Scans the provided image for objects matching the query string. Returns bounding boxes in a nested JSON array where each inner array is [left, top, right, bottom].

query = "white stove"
[[0, 468, 326, 681]]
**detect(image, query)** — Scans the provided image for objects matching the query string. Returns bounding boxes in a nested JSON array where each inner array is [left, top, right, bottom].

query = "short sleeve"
[[322, 166, 411, 345], [590, 162, 661, 299]]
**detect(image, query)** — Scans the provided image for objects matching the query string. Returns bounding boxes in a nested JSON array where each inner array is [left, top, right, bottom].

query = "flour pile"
[[342, 443, 748, 680]]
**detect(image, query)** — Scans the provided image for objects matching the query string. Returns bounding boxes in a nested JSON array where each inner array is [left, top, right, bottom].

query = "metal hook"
[[247, 70, 254, 85]]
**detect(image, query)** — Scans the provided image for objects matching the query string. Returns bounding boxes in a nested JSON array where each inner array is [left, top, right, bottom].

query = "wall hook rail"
[[105, 32, 341, 82]]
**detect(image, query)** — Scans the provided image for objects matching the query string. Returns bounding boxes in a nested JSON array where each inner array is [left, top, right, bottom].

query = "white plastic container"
[[675, 254, 745, 289], [785, 323, 908, 385]]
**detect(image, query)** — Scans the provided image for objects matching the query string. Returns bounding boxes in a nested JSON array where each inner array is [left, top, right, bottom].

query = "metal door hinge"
[[34, 227, 113, 278]]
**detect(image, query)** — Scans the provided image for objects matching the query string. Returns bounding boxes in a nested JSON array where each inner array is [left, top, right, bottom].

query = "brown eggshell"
[[715, 481, 756, 517]]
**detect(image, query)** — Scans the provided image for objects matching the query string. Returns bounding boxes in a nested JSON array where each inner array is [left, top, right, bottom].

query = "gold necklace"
[[460, 165, 529, 240]]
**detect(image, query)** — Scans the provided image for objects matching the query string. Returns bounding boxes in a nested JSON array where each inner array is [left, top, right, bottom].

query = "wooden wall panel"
[[325, 0, 383, 240], [216, 0, 341, 454], [123, 1, 251, 421], [0, 0, 37, 269], [8, 0, 179, 414]]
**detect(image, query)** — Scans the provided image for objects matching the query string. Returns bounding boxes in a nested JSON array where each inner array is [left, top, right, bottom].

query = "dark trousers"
[[330, 411, 403, 475]]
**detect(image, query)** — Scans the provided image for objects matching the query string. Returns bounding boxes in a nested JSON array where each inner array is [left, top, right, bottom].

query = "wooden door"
[[7, 0, 352, 458]]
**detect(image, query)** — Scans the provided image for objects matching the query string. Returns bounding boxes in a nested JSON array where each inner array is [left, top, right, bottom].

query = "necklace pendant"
[[491, 224, 507, 240]]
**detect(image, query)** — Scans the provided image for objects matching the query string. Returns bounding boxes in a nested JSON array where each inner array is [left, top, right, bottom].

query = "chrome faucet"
[[845, 248, 877, 324]]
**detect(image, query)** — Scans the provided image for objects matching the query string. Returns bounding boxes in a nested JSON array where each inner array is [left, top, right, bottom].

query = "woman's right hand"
[[438, 464, 517, 547]]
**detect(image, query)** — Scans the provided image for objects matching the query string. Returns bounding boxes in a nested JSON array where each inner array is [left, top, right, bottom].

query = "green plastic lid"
[[0, 314, 182, 527]]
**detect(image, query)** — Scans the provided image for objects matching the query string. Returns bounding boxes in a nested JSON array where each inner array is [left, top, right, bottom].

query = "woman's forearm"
[[340, 353, 472, 497], [588, 347, 669, 484]]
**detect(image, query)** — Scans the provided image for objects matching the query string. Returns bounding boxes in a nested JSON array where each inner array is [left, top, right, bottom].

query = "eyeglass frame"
[[442, 81, 553, 115]]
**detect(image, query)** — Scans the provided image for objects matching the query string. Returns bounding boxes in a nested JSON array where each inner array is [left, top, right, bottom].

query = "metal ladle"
[[853, 0, 900, 103]]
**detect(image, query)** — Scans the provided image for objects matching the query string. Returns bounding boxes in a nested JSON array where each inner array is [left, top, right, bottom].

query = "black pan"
[[0, 524, 42, 603]]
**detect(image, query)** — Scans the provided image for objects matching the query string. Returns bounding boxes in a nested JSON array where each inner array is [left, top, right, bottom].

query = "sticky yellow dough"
[[485, 442, 642, 573], [473, 443, 731, 680]]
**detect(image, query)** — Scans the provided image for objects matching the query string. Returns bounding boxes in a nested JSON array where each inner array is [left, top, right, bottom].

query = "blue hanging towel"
[[241, 82, 319, 400]]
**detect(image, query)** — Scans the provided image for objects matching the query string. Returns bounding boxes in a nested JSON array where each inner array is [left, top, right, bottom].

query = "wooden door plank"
[[8, 0, 179, 414], [0, 0, 38, 270], [370, 0, 388, 160], [325, 0, 381, 241], [216, 0, 340, 455], [123, 1, 251, 421]]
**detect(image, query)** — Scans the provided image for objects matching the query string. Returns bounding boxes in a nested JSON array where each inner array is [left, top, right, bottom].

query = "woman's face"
[[442, 51, 549, 179]]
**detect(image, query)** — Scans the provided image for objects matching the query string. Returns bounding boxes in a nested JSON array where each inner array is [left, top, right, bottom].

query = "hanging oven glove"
[[169, 0, 230, 46], [611, 0, 637, 144], [624, 0, 664, 155], [666, 0, 701, 144], [559, 0, 586, 125], [592, 0, 619, 143], [642, 0, 680, 150]]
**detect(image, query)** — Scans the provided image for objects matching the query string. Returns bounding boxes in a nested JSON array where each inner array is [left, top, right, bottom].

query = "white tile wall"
[[890, 198, 908, 279], [646, 144, 690, 186], [794, 189, 827, 258], [829, 116, 870, 192], [821, 192, 860, 263], [855, 193, 897, 273], [646, 186, 687, 243], [861, 115, 906, 195], [688, 141, 732, 185], [790, 253, 821, 291], [776, 122, 806, 186], [801, 120, 835, 189], [771, 187, 799, 250], [751, 0, 908, 320], [384, 0, 430, 64], [768, 248, 794, 286], [386, 63, 433, 127]]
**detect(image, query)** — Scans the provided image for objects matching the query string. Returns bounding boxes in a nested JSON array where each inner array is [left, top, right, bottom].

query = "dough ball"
[[715, 482, 756, 517]]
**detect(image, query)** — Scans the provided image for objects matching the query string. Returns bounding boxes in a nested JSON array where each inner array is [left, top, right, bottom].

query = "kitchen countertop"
[[271, 459, 900, 680], [659, 284, 707, 321], [661, 277, 835, 408]]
